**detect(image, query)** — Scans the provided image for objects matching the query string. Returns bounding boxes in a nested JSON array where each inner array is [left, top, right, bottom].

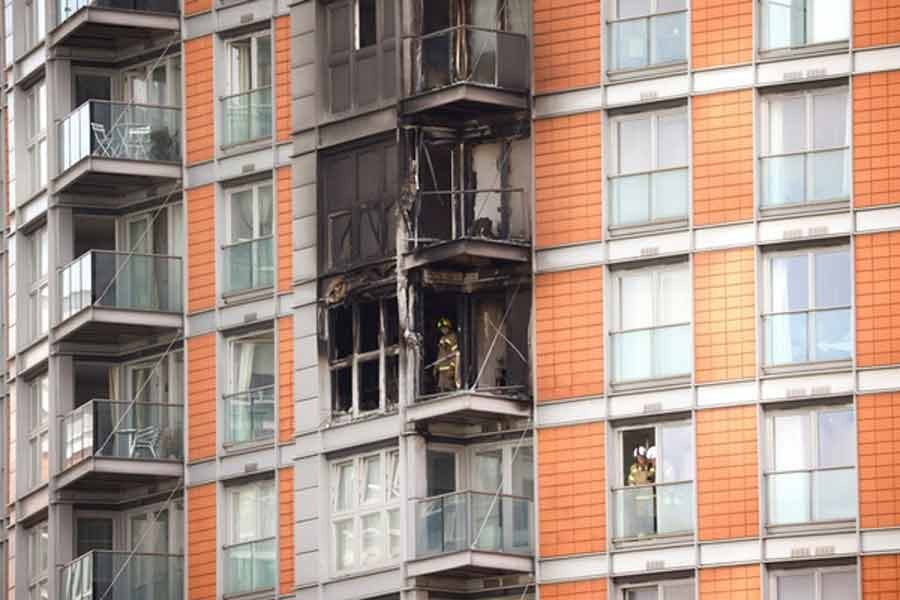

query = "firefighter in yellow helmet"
[[627, 445, 656, 486], [434, 316, 460, 392]]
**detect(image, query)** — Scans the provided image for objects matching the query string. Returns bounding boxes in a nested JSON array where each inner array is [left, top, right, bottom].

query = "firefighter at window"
[[627, 445, 657, 536], [627, 446, 655, 485], [434, 317, 460, 392]]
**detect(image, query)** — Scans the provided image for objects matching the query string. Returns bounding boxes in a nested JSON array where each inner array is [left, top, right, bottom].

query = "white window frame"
[[25, 81, 47, 196], [759, 86, 850, 208], [607, 0, 688, 72], [759, 0, 850, 52], [223, 479, 276, 594], [764, 403, 857, 527], [223, 181, 275, 293], [608, 107, 689, 229], [27, 522, 49, 600], [27, 373, 49, 489], [768, 564, 858, 599], [762, 246, 852, 367], [224, 330, 275, 445], [328, 298, 400, 419], [330, 448, 400, 574], [225, 30, 272, 96], [618, 578, 695, 599], [28, 225, 48, 340]]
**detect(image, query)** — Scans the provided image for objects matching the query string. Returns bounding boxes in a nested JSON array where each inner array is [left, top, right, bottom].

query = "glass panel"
[[657, 483, 693, 534], [222, 87, 274, 146], [813, 468, 856, 521], [613, 19, 648, 70], [653, 324, 691, 377], [613, 329, 651, 382], [774, 413, 811, 471], [362, 455, 383, 504], [761, 0, 805, 50], [770, 255, 809, 312], [619, 118, 651, 174], [813, 308, 851, 361], [664, 584, 694, 600], [618, 0, 651, 19], [658, 268, 690, 324], [650, 12, 686, 64], [761, 154, 805, 206], [388, 509, 400, 559], [815, 250, 850, 307], [660, 423, 692, 482], [626, 589, 658, 600], [427, 450, 457, 497], [777, 573, 815, 600], [360, 513, 384, 567], [809, 149, 849, 202], [619, 272, 653, 330], [657, 114, 688, 169], [768, 472, 811, 524], [809, 0, 849, 43], [615, 487, 657, 538], [818, 409, 855, 468], [335, 462, 355, 512], [612, 174, 650, 226], [768, 95, 807, 154], [821, 571, 857, 600], [813, 92, 848, 149], [651, 168, 689, 220], [223, 238, 275, 293], [473, 449, 503, 493], [334, 519, 355, 570]]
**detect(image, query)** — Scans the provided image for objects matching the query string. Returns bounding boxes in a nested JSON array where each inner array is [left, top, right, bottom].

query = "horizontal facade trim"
[[183, 141, 292, 190], [539, 553, 609, 583]]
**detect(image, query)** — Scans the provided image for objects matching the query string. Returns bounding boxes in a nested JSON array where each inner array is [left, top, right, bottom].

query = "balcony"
[[406, 189, 530, 269], [223, 539, 276, 596], [612, 482, 694, 545], [61, 550, 183, 600], [50, 0, 180, 49], [403, 26, 529, 117], [57, 251, 183, 346], [223, 386, 275, 447], [410, 491, 533, 576], [56, 101, 181, 196], [221, 87, 273, 148], [58, 399, 183, 490]]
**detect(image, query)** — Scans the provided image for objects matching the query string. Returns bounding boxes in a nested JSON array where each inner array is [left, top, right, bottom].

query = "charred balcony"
[[49, 0, 180, 49]]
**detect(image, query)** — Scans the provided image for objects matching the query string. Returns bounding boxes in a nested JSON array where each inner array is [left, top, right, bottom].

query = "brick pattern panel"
[[697, 405, 759, 541], [863, 554, 900, 599], [695, 248, 756, 383], [855, 1, 900, 48], [699, 565, 761, 600], [277, 166, 293, 293], [859, 393, 900, 528], [534, 113, 602, 248], [692, 0, 753, 69], [533, 0, 601, 93], [186, 184, 216, 313], [279, 467, 295, 594], [185, 36, 214, 165], [857, 232, 900, 367], [540, 579, 607, 600], [278, 316, 294, 443], [538, 422, 605, 556], [184, 0, 211, 15], [854, 72, 900, 208], [535, 268, 603, 402], [693, 90, 754, 226], [188, 334, 217, 462], [275, 16, 292, 142], [187, 483, 216, 600]]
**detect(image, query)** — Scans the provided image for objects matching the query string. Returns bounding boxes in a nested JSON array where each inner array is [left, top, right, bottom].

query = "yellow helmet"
[[437, 317, 453, 329]]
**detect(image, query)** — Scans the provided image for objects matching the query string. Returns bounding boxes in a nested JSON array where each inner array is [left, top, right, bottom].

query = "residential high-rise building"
[[0, 0, 898, 599]]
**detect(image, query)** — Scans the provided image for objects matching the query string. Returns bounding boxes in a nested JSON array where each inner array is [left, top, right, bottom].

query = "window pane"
[[657, 482, 693, 534], [660, 423, 692, 482], [360, 513, 384, 566], [258, 184, 274, 236], [388, 509, 400, 559], [387, 450, 400, 500], [766, 312, 808, 364], [331, 367, 352, 414], [427, 450, 456, 497], [335, 462, 355, 511], [774, 414, 810, 470], [762, 0, 805, 50], [618, 0, 651, 19], [257, 36, 273, 87], [813, 468, 857, 521], [357, 0, 377, 48], [664, 584, 694, 600], [619, 118, 652, 173], [612, 174, 650, 226], [651, 169, 689, 220], [362, 455, 383, 504], [653, 324, 691, 377], [657, 113, 688, 168], [626, 588, 657, 600], [473, 449, 503, 493], [334, 519, 355, 570], [813, 308, 851, 361], [777, 573, 814, 600], [358, 359, 380, 412], [813, 92, 847, 149], [620, 272, 653, 330], [329, 306, 353, 361], [769, 472, 811, 524], [767, 95, 806, 154], [822, 571, 857, 600], [260, 482, 276, 538], [614, 329, 651, 381], [230, 190, 255, 241], [770, 255, 809, 312], [814, 250, 850, 308], [810, 0, 850, 43], [761, 154, 805, 206], [818, 409, 854, 467], [613, 19, 648, 70], [809, 149, 849, 202], [657, 268, 690, 324], [650, 12, 686, 65]]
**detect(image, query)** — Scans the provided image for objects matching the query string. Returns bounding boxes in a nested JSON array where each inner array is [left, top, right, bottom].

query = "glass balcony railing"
[[61, 550, 183, 600], [766, 467, 857, 525], [415, 491, 533, 559], [414, 26, 529, 94], [611, 323, 691, 383], [613, 482, 694, 540], [224, 386, 276, 445], [763, 307, 852, 366], [221, 87, 273, 147], [610, 167, 689, 227], [223, 538, 276, 596], [61, 399, 184, 470], [223, 237, 274, 294], [58, 100, 181, 173], [58, 0, 179, 23], [610, 10, 687, 72], [411, 189, 529, 250], [59, 250, 183, 322], [760, 148, 850, 208]]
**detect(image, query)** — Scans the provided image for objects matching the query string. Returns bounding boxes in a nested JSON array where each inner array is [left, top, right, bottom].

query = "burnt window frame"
[[328, 298, 400, 418]]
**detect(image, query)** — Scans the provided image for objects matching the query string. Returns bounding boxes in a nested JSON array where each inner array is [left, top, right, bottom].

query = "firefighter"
[[627, 446, 656, 485], [434, 317, 460, 392], [626, 445, 657, 536]]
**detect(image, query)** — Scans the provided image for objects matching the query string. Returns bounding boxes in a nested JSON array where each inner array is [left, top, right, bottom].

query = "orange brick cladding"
[[535, 268, 603, 402], [279, 467, 295, 594], [533, 0, 601, 93], [275, 16, 292, 142], [693, 90, 754, 226], [699, 565, 761, 600], [186, 184, 216, 313], [863, 555, 900, 599], [185, 36, 214, 165], [534, 113, 602, 248], [538, 422, 605, 556], [539, 579, 607, 600], [694, 248, 756, 383], [859, 393, 900, 528], [187, 483, 216, 600], [854, 72, 900, 208], [696, 405, 759, 541], [855, 0, 900, 47], [692, 0, 752, 69], [188, 334, 217, 462], [856, 232, 900, 367], [183, 0, 211, 15], [278, 316, 294, 443], [277, 166, 293, 293]]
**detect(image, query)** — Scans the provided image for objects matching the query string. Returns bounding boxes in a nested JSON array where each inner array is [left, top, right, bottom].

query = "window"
[[331, 449, 400, 572], [125, 57, 182, 106], [224, 181, 274, 293], [27, 522, 48, 600], [613, 420, 693, 540], [770, 565, 857, 600], [763, 247, 851, 366], [760, 87, 849, 208], [224, 479, 276, 595], [27, 374, 49, 488], [609, 107, 688, 229], [355, 0, 377, 48], [28, 225, 48, 340], [760, 0, 849, 51], [609, 0, 687, 72], [610, 262, 691, 384], [329, 298, 399, 417], [621, 581, 694, 600], [223, 31, 272, 145], [765, 404, 856, 526], [24, 0, 45, 50], [225, 332, 275, 444], [25, 81, 47, 195]]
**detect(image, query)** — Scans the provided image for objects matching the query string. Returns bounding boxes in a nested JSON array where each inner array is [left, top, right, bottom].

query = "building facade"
[[0, 0, 897, 599]]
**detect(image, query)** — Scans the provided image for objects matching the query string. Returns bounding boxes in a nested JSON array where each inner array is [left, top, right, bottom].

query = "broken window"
[[328, 298, 400, 417]]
